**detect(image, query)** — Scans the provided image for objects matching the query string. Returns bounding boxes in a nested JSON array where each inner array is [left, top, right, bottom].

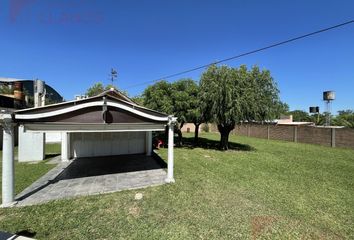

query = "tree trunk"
[[164, 126, 168, 147], [194, 123, 200, 145], [217, 124, 234, 150], [175, 125, 183, 146], [176, 122, 184, 146]]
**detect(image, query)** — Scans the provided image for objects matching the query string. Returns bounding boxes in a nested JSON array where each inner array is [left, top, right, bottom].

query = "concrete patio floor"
[[15, 154, 167, 206]]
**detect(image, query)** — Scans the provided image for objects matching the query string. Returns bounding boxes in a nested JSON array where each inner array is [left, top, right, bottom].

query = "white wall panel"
[[71, 132, 146, 158], [18, 125, 45, 162]]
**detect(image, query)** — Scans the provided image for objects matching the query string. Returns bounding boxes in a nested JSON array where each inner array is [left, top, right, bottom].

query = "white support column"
[[145, 131, 152, 156], [166, 116, 176, 183], [61, 132, 70, 161], [1, 119, 15, 207]]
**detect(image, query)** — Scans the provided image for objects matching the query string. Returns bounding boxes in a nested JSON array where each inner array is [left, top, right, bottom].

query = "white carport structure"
[[1, 90, 176, 207]]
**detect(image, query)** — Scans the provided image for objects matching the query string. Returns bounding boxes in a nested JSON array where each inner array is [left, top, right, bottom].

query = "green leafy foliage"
[[142, 80, 173, 114], [332, 110, 354, 128], [130, 94, 145, 106], [85, 82, 128, 97], [286, 109, 325, 125], [143, 79, 203, 144], [86, 82, 105, 97], [287, 109, 354, 127], [170, 79, 198, 125], [0, 85, 13, 94], [288, 110, 310, 122], [246, 66, 286, 121], [273, 101, 289, 119], [172, 79, 203, 144]]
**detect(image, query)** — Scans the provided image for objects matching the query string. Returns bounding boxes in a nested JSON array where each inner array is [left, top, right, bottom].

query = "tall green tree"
[[187, 85, 204, 145], [248, 66, 286, 121], [200, 65, 281, 150], [332, 110, 354, 128], [86, 82, 105, 97], [288, 110, 327, 125], [288, 110, 310, 122], [308, 113, 326, 125], [143, 79, 203, 145], [143, 80, 173, 114], [85, 82, 128, 97], [131, 94, 144, 106], [142, 80, 179, 144], [171, 79, 203, 144], [274, 101, 290, 119]]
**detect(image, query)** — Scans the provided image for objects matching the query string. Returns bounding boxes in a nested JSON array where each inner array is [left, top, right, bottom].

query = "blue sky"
[[0, 0, 353, 113]]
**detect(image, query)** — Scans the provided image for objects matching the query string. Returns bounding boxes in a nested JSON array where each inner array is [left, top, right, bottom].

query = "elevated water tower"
[[323, 91, 335, 126], [309, 106, 320, 124], [309, 106, 320, 114]]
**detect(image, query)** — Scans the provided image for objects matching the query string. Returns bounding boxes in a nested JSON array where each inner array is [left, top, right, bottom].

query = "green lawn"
[[0, 144, 60, 202], [0, 134, 353, 239], [45, 143, 61, 156]]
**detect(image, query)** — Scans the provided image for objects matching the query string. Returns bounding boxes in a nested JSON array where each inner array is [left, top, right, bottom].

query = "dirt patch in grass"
[[128, 205, 141, 218]]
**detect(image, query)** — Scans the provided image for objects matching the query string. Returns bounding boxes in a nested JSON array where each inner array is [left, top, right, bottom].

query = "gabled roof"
[[97, 89, 134, 103], [13, 89, 169, 124]]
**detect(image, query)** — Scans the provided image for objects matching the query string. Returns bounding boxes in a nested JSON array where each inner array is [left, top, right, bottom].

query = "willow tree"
[[243, 66, 288, 122], [200, 65, 281, 150]]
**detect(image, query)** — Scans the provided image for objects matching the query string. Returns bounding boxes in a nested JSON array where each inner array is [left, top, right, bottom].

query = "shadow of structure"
[[57, 153, 167, 180], [180, 136, 255, 151], [45, 153, 60, 159], [16, 153, 166, 202], [15, 230, 37, 238]]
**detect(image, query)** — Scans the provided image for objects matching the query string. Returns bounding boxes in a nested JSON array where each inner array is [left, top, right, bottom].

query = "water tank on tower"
[[323, 91, 335, 126], [323, 91, 335, 101], [309, 106, 319, 114]]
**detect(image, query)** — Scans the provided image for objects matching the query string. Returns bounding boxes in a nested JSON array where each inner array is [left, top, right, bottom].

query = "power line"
[[126, 19, 354, 89]]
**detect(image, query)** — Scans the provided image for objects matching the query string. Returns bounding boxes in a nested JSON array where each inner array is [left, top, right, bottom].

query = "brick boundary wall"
[[214, 124, 354, 149]]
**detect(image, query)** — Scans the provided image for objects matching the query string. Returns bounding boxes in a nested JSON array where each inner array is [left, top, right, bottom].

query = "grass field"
[[0, 144, 60, 201], [0, 134, 353, 239]]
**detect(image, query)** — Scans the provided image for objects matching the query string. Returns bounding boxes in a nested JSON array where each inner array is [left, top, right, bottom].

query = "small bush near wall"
[[202, 124, 210, 132]]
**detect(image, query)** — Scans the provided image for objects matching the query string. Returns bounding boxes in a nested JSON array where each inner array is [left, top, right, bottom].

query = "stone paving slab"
[[15, 155, 167, 207], [0, 231, 36, 240]]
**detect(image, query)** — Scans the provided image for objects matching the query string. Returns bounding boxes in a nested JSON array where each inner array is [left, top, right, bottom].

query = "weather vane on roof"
[[110, 68, 118, 86]]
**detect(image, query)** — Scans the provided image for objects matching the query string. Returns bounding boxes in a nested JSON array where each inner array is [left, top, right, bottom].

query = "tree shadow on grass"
[[179, 136, 255, 151]]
